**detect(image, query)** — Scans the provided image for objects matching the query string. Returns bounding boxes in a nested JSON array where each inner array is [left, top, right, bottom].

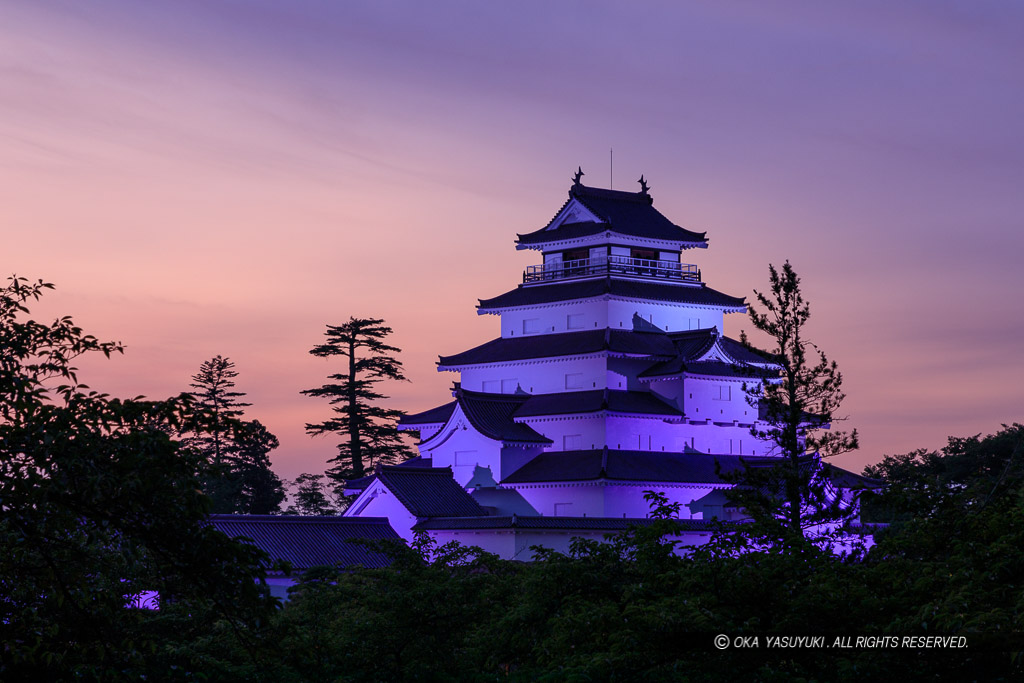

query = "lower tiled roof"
[[210, 515, 400, 571], [478, 278, 746, 311], [414, 515, 719, 532], [502, 449, 776, 485], [376, 466, 487, 518], [458, 389, 552, 444], [401, 401, 457, 426], [344, 456, 432, 493], [514, 389, 682, 418], [438, 328, 675, 367]]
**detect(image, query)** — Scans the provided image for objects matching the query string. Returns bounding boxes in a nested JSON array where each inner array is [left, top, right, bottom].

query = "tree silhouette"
[[302, 317, 414, 486], [0, 277, 271, 677], [734, 261, 859, 549], [188, 355, 249, 468], [187, 356, 283, 513], [233, 419, 286, 514], [285, 473, 338, 516]]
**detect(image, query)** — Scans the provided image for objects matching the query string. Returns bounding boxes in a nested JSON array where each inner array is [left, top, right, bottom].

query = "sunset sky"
[[4, 1, 1022, 482]]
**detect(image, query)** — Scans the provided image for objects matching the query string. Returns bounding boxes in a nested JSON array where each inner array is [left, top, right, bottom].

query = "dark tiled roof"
[[344, 456, 433, 493], [377, 466, 487, 517], [640, 332, 777, 379], [823, 464, 885, 490], [514, 389, 682, 418], [458, 389, 552, 444], [210, 515, 399, 571], [414, 515, 719, 532], [400, 401, 457, 426], [438, 328, 675, 367], [667, 328, 719, 359], [478, 278, 746, 312], [516, 184, 707, 247], [682, 361, 771, 378], [719, 336, 777, 365], [502, 449, 777, 484]]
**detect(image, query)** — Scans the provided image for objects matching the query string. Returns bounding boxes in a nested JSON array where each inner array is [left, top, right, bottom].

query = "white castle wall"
[[425, 528, 713, 562], [500, 301, 608, 338], [458, 356, 609, 394], [498, 297, 726, 338], [423, 421, 502, 486], [511, 481, 735, 521], [344, 483, 420, 542]]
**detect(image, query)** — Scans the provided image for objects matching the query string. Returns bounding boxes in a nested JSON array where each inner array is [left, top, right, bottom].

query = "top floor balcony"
[[523, 254, 701, 285]]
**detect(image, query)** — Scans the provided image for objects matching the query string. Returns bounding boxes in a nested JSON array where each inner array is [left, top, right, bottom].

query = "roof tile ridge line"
[[572, 194, 611, 225]]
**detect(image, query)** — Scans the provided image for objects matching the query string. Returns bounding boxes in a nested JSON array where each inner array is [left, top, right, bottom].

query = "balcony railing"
[[523, 255, 701, 284]]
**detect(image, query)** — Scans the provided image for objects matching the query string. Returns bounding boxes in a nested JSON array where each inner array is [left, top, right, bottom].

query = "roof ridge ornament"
[[572, 166, 585, 187], [638, 174, 650, 197]]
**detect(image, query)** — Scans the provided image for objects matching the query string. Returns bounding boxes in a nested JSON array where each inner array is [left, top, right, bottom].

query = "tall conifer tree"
[[302, 317, 414, 485], [188, 355, 250, 467], [187, 356, 284, 513], [734, 261, 859, 548]]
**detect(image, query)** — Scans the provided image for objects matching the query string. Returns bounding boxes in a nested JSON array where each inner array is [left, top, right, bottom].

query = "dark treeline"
[[4, 277, 1023, 680], [176, 423, 1024, 682]]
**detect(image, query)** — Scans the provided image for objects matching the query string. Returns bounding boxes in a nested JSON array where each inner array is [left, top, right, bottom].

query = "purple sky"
[[4, 0, 1023, 481]]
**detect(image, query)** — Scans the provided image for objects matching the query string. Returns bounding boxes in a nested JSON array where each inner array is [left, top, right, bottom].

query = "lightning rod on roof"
[[610, 148, 613, 189]]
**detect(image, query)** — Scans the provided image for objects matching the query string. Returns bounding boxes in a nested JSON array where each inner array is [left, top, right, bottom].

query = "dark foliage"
[[0, 277, 276, 681], [284, 472, 338, 516]]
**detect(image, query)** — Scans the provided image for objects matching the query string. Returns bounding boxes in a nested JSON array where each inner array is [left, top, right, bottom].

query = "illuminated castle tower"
[[345, 171, 870, 558]]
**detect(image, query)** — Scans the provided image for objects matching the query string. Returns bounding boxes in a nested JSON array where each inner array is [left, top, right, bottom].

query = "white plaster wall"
[[459, 356, 609, 394], [499, 298, 731, 339], [518, 415, 606, 452], [683, 377, 758, 425], [500, 300, 608, 339], [513, 483, 607, 517], [607, 357, 659, 392], [424, 424, 503, 486], [345, 486, 420, 542], [427, 529, 517, 558], [428, 528, 713, 561], [605, 415, 680, 452], [606, 299, 726, 333], [602, 483, 722, 519], [670, 421, 771, 457]]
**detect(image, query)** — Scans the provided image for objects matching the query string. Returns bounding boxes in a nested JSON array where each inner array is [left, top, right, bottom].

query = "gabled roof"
[[209, 515, 399, 571], [457, 389, 552, 444], [667, 328, 720, 359], [718, 336, 777, 365], [401, 401, 457, 426], [438, 328, 676, 368], [376, 466, 487, 517], [502, 449, 774, 485], [478, 278, 746, 312], [514, 389, 682, 418], [516, 183, 707, 247], [414, 515, 719, 532], [639, 330, 778, 380]]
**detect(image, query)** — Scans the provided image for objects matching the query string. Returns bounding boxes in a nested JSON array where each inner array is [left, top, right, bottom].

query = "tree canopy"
[[0, 277, 275, 680]]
